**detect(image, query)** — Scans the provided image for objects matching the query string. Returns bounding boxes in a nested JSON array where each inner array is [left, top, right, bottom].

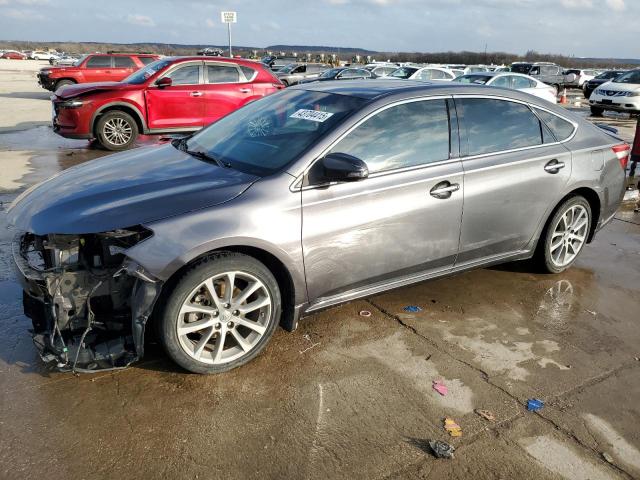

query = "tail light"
[[272, 83, 285, 90], [612, 144, 630, 170]]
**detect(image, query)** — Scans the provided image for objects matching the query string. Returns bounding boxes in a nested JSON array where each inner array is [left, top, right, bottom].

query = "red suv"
[[52, 56, 284, 150], [37, 53, 160, 91]]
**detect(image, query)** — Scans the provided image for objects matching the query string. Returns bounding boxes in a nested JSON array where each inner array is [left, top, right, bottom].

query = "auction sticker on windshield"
[[290, 109, 334, 122]]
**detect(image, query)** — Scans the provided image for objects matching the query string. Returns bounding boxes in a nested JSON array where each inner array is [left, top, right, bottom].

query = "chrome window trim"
[[453, 94, 578, 161], [290, 94, 454, 191]]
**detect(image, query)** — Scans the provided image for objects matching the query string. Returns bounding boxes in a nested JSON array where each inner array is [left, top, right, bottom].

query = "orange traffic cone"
[[559, 88, 568, 104]]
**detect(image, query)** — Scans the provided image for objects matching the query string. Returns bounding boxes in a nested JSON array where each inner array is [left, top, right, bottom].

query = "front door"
[[454, 97, 573, 265], [302, 98, 464, 304], [83, 55, 113, 83], [145, 61, 204, 130]]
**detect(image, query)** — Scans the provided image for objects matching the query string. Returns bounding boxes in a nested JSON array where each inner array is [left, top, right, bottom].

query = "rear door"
[[145, 61, 204, 130], [111, 56, 137, 81], [301, 97, 464, 303], [83, 55, 113, 82], [201, 62, 252, 125], [454, 96, 573, 265]]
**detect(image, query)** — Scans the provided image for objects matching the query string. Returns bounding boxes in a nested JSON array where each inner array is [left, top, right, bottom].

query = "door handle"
[[239, 88, 251, 93], [190, 91, 203, 97], [430, 181, 460, 199], [544, 159, 565, 174]]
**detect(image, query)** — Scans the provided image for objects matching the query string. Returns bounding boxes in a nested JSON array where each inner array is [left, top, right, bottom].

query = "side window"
[[206, 65, 239, 83], [532, 107, 575, 142], [294, 66, 306, 74], [137, 56, 155, 66], [114, 56, 135, 68], [458, 98, 543, 155], [338, 69, 358, 79], [329, 99, 450, 173], [166, 64, 201, 85], [240, 65, 257, 81], [529, 66, 540, 75], [431, 70, 447, 80], [86, 56, 112, 68], [512, 76, 534, 89], [491, 76, 510, 88], [416, 69, 432, 80], [356, 69, 371, 78]]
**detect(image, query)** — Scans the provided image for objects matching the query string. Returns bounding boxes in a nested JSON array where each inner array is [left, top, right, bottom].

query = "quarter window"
[[240, 65, 257, 81], [86, 56, 112, 68], [137, 56, 156, 66], [512, 76, 535, 89], [206, 65, 240, 83], [457, 98, 543, 155], [166, 64, 200, 85], [532, 107, 575, 142], [329, 99, 450, 173]]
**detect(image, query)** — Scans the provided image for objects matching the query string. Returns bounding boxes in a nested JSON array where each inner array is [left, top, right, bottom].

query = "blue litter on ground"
[[403, 305, 422, 313], [527, 398, 544, 411]]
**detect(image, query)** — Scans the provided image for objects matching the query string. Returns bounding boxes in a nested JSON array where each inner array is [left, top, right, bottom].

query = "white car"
[[30, 51, 59, 61], [387, 66, 457, 81], [564, 69, 598, 88], [588, 69, 640, 116], [453, 72, 558, 103]]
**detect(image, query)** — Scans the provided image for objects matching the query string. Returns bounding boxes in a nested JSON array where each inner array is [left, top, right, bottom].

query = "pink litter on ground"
[[432, 380, 448, 396]]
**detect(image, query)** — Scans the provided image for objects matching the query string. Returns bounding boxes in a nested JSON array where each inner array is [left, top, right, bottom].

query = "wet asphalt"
[[0, 90, 639, 480]]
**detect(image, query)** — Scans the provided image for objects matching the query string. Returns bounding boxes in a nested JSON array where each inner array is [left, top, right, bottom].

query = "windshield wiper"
[[173, 137, 231, 168]]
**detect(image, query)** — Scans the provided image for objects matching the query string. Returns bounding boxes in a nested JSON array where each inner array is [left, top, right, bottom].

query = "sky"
[[0, 0, 637, 58]]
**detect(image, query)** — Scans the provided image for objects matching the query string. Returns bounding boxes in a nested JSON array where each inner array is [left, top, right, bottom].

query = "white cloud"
[[606, 0, 625, 11], [205, 18, 215, 28], [16, 0, 50, 4], [560, 0, 592, 8], [4, 7, 43, 19], [126, 13, 155, 27]]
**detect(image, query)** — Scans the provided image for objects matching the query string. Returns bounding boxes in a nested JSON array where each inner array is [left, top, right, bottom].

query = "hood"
[[55, 82, 132, 99], [597, 81, 640, 93], [7, 144, 259, 235]]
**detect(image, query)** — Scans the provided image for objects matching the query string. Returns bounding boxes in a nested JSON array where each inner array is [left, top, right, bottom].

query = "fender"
[[90, 101, 147, 134]]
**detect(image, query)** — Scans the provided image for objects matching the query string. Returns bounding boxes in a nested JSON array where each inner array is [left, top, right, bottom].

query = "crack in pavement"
[[365, 297, 639, 478]]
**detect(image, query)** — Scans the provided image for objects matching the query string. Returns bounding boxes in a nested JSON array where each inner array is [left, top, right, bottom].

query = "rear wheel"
[[536, 196, 591, 274], [54, 79, 75, 91], [95, 110, 138, 151], [590, 106, 604, 117], [158, 253, 281, 374]]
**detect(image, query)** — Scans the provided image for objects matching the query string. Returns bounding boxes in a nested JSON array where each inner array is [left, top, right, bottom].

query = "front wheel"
[[158, 253, 281, 374], [590, 106, 604, 117], [536, 196, 591, 274], [95, 111, 138, 151]]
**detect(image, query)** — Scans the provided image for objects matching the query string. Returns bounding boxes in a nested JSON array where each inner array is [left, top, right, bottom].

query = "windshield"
[[183, 89, 367, 177], [123, 58, 174, 84], [596, 71, 621, 80], [454, 74, 492, 84], [389, 67, 418, 79], [73, 54, 88, 66], [613, 70, 640, 84], [319, 68, 341, 79]]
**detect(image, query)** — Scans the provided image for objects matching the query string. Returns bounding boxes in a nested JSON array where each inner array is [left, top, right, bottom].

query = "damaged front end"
[[13, 228, 162, 372]]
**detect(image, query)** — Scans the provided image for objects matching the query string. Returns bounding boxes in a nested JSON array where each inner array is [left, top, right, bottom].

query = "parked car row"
[[588, 69, 640, 117]]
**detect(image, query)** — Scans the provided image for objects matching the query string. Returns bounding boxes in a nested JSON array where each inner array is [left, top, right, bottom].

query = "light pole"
[[220, 11, 237, 57]]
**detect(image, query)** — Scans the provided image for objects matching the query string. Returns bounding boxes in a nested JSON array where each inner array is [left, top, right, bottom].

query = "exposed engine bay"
[[13, 228, 162, 372]]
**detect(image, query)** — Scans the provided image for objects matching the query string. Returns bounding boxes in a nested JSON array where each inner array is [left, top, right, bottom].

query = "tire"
[[157, 252, 282, 374], [535, 196, 591, 274], [281, 80, 289, 87], [54, 79, 75, 91], [94, 110, 139, 151], [590, 106, 604, 117]]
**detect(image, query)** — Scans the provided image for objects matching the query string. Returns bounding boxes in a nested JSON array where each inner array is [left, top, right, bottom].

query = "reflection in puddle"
[[534, 279, 575, 332]]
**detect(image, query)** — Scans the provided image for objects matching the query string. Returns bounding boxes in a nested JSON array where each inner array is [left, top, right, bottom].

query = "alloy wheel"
[[103, 117, 133, 146], [176, 271, 272, 365], [549, 204, 589, 268]]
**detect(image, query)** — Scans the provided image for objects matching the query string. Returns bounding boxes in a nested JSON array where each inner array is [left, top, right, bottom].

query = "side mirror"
[[156, 77, 172, 88], [319, 153, 369, 182]]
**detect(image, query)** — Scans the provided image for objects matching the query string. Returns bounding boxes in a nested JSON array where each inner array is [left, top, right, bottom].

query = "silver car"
[[8, 80, 628, 374], [276, 63, 330, 86]]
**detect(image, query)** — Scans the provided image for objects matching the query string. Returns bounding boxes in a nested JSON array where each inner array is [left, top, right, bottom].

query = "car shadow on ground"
[[0, 92, 51, 100]]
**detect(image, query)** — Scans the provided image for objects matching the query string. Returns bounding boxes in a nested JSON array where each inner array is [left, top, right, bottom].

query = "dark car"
[[8, 80, 628, 374], [299, 67, 372, 83], [583, 70, 626, 99], [511, 62, 565, 93]]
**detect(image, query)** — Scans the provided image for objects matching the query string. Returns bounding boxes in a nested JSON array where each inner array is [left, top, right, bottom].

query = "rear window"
[[86, 56, 112, 68], [114, 56, 135, 68], [532, 107, 575, 142], [137, 56, 156, 66], [458, 98, 543, 155]]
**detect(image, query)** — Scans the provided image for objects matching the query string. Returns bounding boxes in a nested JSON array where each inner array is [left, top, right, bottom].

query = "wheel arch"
[[158, 244, 301, 332], [90, 102, 146, 136]]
